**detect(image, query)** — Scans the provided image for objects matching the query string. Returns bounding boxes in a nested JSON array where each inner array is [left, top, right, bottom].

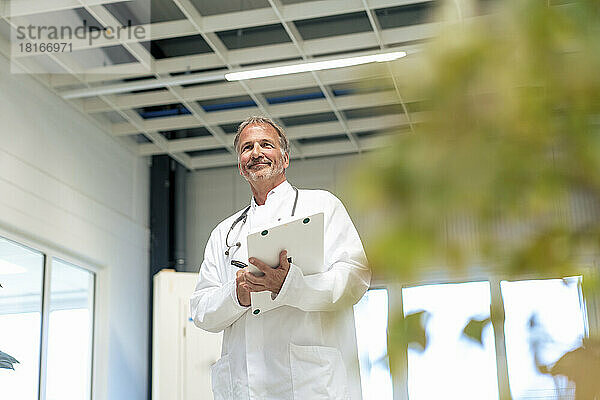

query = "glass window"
[[501, 277, 585, 399], [354, 288, 393, 400], [45, 258, 95, 400], [0, 237, 45, 400], [402, 282, 499, 399]]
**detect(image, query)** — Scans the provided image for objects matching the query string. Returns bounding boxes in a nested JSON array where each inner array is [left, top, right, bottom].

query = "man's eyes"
[[242, 142, 274, 151]]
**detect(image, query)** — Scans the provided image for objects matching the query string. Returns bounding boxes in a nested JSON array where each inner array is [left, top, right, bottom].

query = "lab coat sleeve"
[[190, 229, 248, 333], [274, 195, 371, 312]]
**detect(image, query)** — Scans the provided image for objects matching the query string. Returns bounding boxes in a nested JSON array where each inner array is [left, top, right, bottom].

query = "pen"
[[231, 257, 292, 269]]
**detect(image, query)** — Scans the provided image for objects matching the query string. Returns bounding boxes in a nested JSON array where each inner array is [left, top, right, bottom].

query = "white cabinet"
[[152, 270, 222, 400]]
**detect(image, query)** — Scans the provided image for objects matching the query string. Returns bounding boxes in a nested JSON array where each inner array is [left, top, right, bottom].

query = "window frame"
[[368, 268, 595, 400], [0, 226, 101, 400]]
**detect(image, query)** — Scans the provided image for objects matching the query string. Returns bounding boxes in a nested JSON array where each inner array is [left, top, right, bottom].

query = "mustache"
[[246, 157, 272, 168]]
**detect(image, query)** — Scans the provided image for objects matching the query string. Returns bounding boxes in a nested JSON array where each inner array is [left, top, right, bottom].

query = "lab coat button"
[[253, 309, 260, 315]]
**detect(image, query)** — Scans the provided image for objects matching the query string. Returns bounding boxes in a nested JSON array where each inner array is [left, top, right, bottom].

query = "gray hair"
[[234, 116, 290, 157]]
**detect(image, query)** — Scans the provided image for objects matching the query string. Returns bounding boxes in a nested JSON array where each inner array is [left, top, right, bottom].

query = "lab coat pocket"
[[289, 343, 349, 400], [210, 354, 233, 400]]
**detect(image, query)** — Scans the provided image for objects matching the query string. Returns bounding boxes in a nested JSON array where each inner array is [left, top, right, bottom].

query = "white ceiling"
[[0, 0, 483, 170]]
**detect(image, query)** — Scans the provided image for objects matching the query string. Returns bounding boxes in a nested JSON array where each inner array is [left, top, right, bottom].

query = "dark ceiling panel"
[[216, 23, 291, 50], [187, 148, 230, 157], [280, 112, 338, 126], [72, 7, 103, 28], [103, 0, 150, 26], [329, 77, 395, 96], [343, 104, 403, 119], [220, 122, 242, 134], [297, 134, 349, 145], [135, 134, 151, 143], [375, 1, 436, 30], [314, 46, 380, 58], [136, 103, 190, 119], [198, 95, 257, 112], [170, 66, 228, 76], [240, 56, 302, 68], [160, 127, 212, 139], [355, 129, 396, 138], [279, 0, 322, 4], [263, 86, 324, 104], [189, 0, 270, 16], [294, 11, 372, 40], [106, 0, 186, 24], [71, 44, 138, 69], [148, 35, 213, 59], [149, 0, 187, 23]]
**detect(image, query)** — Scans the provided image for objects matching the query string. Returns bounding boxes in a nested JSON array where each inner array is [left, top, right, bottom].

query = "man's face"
[[237, 123, 289, 183]]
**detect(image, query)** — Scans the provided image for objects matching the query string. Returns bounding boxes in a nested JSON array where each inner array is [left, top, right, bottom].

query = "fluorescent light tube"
[[225, 51, 407, 81]]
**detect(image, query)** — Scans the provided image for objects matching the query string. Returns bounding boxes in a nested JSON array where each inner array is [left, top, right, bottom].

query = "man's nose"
[[250, 143, 262, 157]]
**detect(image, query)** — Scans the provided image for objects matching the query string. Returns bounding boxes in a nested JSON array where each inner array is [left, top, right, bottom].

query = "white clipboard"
[[246, 212, 324, 276]]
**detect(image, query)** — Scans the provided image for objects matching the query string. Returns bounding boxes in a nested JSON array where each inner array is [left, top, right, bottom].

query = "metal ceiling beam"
[[111, 89, 418, 136], [2, 12, 191, 168], [48, 14, 436, 88], [1, 0, 125, 18], [69, 1, 199, 164], [188, 129, 405, 170], [362, 0, 416, 133], [81, 62, 394, 113], [80, 4, 153, 71], [139, 112, 423, 157], [267, 0, 360, 152], [82, 57, 423, 114], [10, 0, 427, 52], [1, 6, 194, 168], [139, 135, 223, 156], [2, 0, 436, 171], [80, 0, 236, 160], [170, 0, 305, 159]]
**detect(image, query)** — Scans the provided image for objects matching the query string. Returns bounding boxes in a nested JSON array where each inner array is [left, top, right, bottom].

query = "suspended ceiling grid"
[[0, 0, 455, 170]]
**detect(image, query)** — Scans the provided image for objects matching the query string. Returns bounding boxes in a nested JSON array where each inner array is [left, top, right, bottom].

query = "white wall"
[[185, 153, 369, 273], [0, 55, 150, 399]]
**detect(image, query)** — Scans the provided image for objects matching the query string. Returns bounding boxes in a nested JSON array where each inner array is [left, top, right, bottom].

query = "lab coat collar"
[[250, 180, 293, 210]]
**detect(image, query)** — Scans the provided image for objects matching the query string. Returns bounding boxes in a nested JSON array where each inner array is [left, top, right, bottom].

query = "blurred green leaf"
[[347, 0, 600, 388], [390, 310, 430, 353], [549, 339, 600, 399], [406, 311, 429, 351], [350, 0, 600, 283], [462, 317, 492, 346]]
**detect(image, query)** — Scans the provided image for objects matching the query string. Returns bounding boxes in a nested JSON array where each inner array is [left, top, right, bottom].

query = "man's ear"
[[238, 160, 244, 176], [283, 152, 290, 169]]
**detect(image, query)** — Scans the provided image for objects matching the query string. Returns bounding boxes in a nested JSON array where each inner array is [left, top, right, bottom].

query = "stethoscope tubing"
[[224, 186, 299, 256]]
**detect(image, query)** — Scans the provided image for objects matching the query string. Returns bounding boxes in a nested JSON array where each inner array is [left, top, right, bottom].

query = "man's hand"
[[235, 270, 251, 307], [245, 250, 291, 294]]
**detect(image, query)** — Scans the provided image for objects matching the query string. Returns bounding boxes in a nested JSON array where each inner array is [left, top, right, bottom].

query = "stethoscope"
[[224, 186, 299, 256]]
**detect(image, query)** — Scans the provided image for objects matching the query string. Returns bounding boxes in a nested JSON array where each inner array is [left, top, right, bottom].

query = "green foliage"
[[387, 310, 430, 379], [462, 317, 492, 346], [355, 0, 600, 280], [350, 0, 600, 394], [549, 339, 600, 398]]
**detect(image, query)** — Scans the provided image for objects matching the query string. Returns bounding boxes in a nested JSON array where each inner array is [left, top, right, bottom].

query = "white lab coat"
[[190, 180, 370, 400]]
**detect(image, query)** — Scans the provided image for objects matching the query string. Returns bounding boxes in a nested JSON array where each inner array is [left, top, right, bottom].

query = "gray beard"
[[244, 156, 285, 182]]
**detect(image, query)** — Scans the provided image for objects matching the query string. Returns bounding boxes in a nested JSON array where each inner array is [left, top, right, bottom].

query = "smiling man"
[[190, 116, 370, 400]]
